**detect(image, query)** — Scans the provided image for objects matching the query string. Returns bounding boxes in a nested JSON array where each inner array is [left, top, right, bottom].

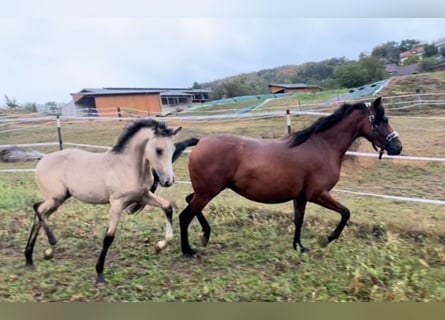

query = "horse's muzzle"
[[386, 140, 402, 155], [159, 176, 175, 188]]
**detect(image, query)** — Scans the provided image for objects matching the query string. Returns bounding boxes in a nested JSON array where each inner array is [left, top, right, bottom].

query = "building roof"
[[399, 46, 425, 59], [268, 83, 320, 89], [72, 88, 162, 96], [385, 63, 419, 76], [71, 87, 210, 97]]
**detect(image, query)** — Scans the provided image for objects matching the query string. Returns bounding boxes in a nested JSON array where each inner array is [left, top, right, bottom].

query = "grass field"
[[0, 98, 444, 301]]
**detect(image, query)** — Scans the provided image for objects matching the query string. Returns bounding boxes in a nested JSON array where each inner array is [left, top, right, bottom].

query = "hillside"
[[199, 58, 350, 99], [380, 72, 445, 96]]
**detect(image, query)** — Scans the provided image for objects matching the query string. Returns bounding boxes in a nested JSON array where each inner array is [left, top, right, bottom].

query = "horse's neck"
[[119, 132, 151, 173], [316, 114, 361, 158]]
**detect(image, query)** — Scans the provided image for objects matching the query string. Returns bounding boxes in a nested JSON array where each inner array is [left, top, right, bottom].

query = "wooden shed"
[[268, 83, 320, 94], [71, 88, 210, 117], [71, 88, 163, 117]]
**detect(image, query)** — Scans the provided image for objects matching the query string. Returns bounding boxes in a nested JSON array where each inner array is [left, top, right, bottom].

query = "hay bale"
[[0, 146, 45, 162]]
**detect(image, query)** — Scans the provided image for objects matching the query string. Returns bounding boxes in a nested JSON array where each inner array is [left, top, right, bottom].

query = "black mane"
[[112, 119, 175, 153], [285, 102, 367, 148]]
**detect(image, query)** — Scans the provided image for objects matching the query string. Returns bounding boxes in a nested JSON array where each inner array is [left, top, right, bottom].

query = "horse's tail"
[[172, 137, 199, 162]]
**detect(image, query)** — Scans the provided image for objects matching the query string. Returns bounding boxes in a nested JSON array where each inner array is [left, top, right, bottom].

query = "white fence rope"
[[2, 141, 444, 162], [334, 189, 445, 205], [1, 97, 444, 205], [0, 169, 442, 205]]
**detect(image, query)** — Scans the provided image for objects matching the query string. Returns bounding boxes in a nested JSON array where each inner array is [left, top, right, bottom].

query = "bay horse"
[[179, 97, 403, 255], [24, 119, 182, 285]]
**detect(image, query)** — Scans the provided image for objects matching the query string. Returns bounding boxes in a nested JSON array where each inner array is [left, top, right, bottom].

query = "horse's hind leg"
[[24, 208, 42, 267], [184, 193, 210, 246], [293, 198, 310, 253], [179, 194, 212, 256], [35, 197, 67, 246], [196, 212, 211, 247], [24, 199, 65, 266], [95, 199, 124, 286]]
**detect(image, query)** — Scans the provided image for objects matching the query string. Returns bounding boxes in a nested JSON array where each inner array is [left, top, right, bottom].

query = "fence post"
[[416, 89, 422, 110], [286, 109, 299, 219], [117, 107, 122, 121], [286, 109, 292, 134], [56, 114, 63, 150]]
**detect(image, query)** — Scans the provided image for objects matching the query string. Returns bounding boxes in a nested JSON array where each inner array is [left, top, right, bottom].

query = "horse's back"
[[35, 149, 108, 199], [188, 134, 293, 200], [36, 148, 96, 172]]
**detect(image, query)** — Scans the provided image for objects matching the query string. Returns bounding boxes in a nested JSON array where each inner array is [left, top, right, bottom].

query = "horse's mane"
[[112, 119, 175, 153], [284, 102, 367, 148]]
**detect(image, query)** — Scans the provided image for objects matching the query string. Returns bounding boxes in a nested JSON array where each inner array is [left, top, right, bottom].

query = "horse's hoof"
[[318, 235, 330, 247], [43, 247, 54, 260], [95, 275, 106, 287], [25, 263, 35, 270], [48, 233, 58, 246], [154, 240, 167, 253], [182, 248, 197, 257], [300, 246, 310, 253], [201, 234, 209, 247]]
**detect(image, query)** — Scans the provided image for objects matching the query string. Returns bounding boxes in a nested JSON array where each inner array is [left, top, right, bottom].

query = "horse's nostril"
[[162, 179, 174, 188]]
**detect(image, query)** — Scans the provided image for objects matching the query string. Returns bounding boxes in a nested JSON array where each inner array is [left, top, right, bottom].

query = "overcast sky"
[[1, 1, 445, 104]]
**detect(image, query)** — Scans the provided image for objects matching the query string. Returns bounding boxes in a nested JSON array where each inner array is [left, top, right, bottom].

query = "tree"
[[418, 57, 438, 72], [423, 43, 438, 57], [334, 55, 387, 88], [22, 102, 37, 112], [399, 39, 421, 52], [4, 94, 19, 109], [403, 55, 421, 65], [191, 81, 202, 89], [45, 101, 60, 114], [334, 62, 369, 88], [371, 41, 400, 64], [358, 55, 388, 82]]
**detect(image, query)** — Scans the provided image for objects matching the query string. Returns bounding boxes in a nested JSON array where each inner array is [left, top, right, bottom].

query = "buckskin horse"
[[25, 119, 183, 285], [178, 97, 403, 255]]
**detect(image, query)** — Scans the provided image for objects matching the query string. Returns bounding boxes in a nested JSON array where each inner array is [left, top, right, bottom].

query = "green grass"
[[0, 102, 444, 301]]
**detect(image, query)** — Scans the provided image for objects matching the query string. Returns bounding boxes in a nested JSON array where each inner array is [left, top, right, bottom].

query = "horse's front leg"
[[312, 191, 350, 247], [142, 191, 173, 252]]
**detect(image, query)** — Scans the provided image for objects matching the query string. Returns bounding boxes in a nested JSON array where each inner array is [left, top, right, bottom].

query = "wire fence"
[[1, 94, 444, 205]]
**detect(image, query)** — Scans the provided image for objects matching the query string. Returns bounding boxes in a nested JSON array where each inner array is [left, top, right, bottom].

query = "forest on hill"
[[195, 39, 445, 100]]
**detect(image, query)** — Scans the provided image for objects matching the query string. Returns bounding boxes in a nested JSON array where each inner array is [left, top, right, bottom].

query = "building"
[[399, 46, 425, 65], [70, 87, 210, 117], [434, 38, 445, 52], [268, 83, 320, 94], [431, 61, 445, 72], [385, 63, 419, 76]]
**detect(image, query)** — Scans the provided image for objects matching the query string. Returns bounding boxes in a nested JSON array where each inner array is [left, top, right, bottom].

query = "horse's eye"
[[156, 148, 163, 156]]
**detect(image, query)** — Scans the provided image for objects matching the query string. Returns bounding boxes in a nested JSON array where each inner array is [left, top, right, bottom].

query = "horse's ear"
[[372, 97, 382, 107], [173, 127, 182, 135]]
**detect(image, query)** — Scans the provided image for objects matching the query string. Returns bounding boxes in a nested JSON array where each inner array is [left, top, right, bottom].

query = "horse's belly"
[[231, 183, 299, 204], [70, 189, 109, 204]]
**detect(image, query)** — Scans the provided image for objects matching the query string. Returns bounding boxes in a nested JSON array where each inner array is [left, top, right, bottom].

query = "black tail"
[[172, 137, 200, 162], [149, 137, 199, 194]]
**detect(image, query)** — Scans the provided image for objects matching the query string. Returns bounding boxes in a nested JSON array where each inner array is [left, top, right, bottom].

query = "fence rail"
[[1, 97, 444, 205]]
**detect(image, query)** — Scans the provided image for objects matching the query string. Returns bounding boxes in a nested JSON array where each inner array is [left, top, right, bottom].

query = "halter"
[[365, 102, 399, 159]]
